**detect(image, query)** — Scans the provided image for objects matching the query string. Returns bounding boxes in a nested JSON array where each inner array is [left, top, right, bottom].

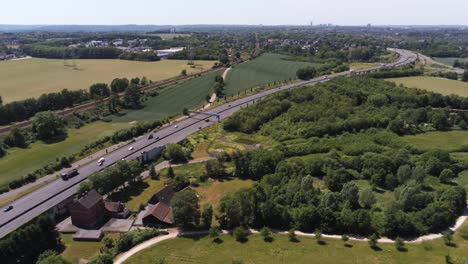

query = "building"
[[142, 185, 175, 226], [69, 189, 130, 229], [156, 47, 185, 58]]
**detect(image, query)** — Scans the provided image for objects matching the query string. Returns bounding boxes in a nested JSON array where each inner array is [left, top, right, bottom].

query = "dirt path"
[[114, 207, 468, 263]]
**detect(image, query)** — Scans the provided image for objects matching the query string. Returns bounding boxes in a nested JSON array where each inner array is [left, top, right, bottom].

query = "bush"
[[233, 227, 248, 242]]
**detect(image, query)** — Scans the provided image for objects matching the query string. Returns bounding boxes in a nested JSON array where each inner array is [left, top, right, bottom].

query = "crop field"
[[0, 58, 215, 102], [387, 76, 468, 97], [0, 121, 128, 187], [223, 53, 318, 96], [110, 71, 220, 123], [433, 57, 468, 67], [125, 222, 468, 264]]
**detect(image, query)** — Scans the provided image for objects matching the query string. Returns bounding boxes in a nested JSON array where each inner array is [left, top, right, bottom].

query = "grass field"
[[109, 71, 220, 123], [387, 76, 468, 97], [350, 62, 379, 71], [0, 58, 215, 102], [433, 57, 468, 67], [109, 178, 166, 212], [60, 234, 106, 263], [125, 223, 468, 264], [402, 131, 468, 152], [154, 33, 191, 40], [194, 179, 254, 210], [223, 53, 318, 96], [0, 121, 128, 187]]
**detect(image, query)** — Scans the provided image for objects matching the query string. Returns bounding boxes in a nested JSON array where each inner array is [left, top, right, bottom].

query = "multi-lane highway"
[[0, 48, 418, 238]]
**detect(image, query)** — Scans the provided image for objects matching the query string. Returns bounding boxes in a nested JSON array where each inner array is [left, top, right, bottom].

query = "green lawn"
[[60, 234, 105, 264], [109, 71, 220, 123], [402, 131, 468, 152], [224, 53, 318, 96], [387, 76, 468, 97], [153, 33, 191, 40], [125, 223, 468, 264], [194, 179, 254, 210], [433, 57, 468, 67], [108, 178, 165, 212], [0, 58, 215, 103], [0, 121, 128, 186]]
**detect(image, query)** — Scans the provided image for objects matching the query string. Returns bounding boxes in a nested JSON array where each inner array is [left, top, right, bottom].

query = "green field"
[[154, 33, 191, 40], [402, 130, 468, 152], [387, 76, 468, 97], [223, 53, 318, 96], [0, 121, 128, 186], [125, 223, 468, 264], [0, 58, 215, 102], [60, 234, 106, 263], [433, 57, 468, 67], [109, 71, 220, 123]]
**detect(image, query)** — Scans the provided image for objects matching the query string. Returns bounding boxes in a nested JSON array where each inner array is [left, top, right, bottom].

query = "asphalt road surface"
[[0, 48, 417, 238]]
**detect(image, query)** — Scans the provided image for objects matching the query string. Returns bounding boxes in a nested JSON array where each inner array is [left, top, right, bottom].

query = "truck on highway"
[[60, 169, 78, 180]]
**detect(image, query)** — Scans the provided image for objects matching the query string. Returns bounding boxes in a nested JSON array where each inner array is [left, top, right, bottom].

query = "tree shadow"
[[42, 133, 68, 144], [344, 243, 353, 248], [289, 237, 300, 243], [264, 237, 274, 243], [397, 247, 408, 252], [108, 180, 150, 204], [213, 237, 223, 244], [317, 240, 327, 245], [371, 246, 382, 251]]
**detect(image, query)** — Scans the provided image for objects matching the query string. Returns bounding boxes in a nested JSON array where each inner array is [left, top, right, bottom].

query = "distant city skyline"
[[2, 0, 468, 26]]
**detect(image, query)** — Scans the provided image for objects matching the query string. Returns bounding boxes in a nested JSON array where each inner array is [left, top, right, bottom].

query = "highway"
[[0, 48, 418, 238]]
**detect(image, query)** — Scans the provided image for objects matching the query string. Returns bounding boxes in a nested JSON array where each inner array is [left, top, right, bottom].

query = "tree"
[[431, 111, 449, 130], [32, 111, 66, 140], [412, 166, 426, 184], [36, 250, 70, 264], [149, 164, 158, 179], [209, 226, 221, 242], [167, 166, 175, 178], [443, 232, 454, 246], [315, 229, 323, 244], [123, 84, 142, 109], [171, 190, 200, 228], [341, 182, 359, 208], [395, 237, 405, 251], [108, 92, 121, 113], [181, 69, 187, 76], [140, 76, 148, 86], [341, 234, 350, 246], [89, 83, 110, 99], [201, 204, 213, 228], [130, 77, 141, 86], [182, 108, 189, 116], [296, 66, 317, 80], [462, 71, 468, 82], [439, 168, 454, 183], [359, 188, 376, 209], [260, 227, 273, 242], [288, 228, 298, 242], [205, 159, 226, 179], [233, 227, 248, 242], [163, 143, 189, 163], [4, 126, 27, 147], [396, 165, 412, 184], [110, 78, 129, 93], [368, 233, 379, 249]]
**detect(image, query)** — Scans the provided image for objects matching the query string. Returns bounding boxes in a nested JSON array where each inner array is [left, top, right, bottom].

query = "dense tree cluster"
[[0, 215, 62, 264], [22, 45, 121, 59], [368, 66, 423, 79], [217, 77, 467, 238], [77, 160, 143, 196]]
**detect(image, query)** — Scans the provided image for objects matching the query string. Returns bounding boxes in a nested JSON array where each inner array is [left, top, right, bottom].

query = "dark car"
[[61, 169, 78, 180], [3, 205, 13, 212], [147, 134, 154, 140], [205, 119, 210, 122]]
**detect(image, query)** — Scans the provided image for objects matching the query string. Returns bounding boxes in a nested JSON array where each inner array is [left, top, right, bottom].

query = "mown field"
[[125, 223, 468, 264], [434, 57, 468, 67], [223, 53, 318, 96], [402, 131, 468, 152], [0, 58, 215, 102], [0, 121, 128, 186], [387, 76, 468, 97]]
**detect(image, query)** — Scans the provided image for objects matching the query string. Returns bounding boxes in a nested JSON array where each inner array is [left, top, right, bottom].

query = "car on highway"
[[60, 169, 78, 180], [155, 136, 160, 140], [128, 146, 134, 151], [3, 205, 13, 212], [147, 134, 154, 140], [205, 119, 210, 122], [98, 157, 105, 166], [174, 125, 178, 128]]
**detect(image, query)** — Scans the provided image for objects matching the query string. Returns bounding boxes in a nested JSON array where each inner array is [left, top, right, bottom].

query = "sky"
[[1, 0, 467, 26]]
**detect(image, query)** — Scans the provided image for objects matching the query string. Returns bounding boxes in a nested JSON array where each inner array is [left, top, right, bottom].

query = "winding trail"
[[114, 206, 468, 263]]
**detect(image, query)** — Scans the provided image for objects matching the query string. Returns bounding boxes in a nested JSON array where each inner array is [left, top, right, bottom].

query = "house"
[[143, 185, 175, 226], [69, 189, 130, 229], [69, 190, 107, 229]]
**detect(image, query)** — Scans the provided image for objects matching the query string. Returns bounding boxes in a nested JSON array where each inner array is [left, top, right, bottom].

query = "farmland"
[[0, 58, 215, 102], [0, 71, 220, 186], [433, 57, 468, 67], [223, 53, 318, 96], [124, 223, 468, 264], [387, 76, 468, 97]]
